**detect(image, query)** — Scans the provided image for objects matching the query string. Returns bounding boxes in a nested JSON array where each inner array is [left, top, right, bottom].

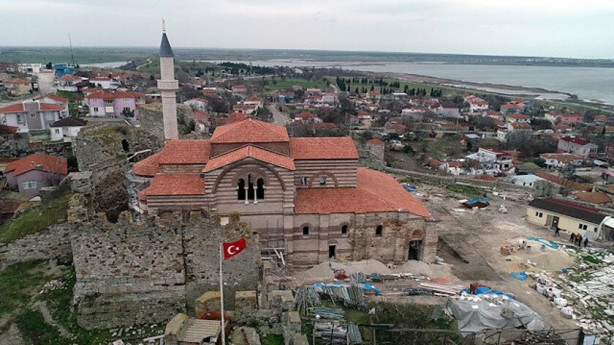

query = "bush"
[[0, 194, 70, 242]]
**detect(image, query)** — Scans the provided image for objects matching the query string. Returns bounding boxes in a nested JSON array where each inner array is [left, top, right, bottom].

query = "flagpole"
[[219, 243, 226, 345]]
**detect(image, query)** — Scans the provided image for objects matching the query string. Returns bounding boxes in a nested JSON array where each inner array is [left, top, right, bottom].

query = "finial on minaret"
[[162, 18, 166, 33]]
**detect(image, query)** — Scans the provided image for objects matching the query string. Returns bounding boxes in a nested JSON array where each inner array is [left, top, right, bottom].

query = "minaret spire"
[[157, 23, 179, 140]]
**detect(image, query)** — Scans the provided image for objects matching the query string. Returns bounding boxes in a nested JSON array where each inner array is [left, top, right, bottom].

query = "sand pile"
[[294, 259, 392, 285]]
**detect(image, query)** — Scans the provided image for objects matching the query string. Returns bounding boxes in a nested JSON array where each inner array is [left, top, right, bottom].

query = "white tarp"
[[445, 294, 544, 334]]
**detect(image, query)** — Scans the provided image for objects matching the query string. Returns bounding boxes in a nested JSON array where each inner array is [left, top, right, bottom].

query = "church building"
[[132, 30, 434, 267]]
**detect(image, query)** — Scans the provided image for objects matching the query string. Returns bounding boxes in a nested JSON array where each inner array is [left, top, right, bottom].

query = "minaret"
[[157, 21, 179, 140]]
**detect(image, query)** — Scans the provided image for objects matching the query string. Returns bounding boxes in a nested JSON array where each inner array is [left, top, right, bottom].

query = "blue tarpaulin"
[[527, 237, 558, 249], [510, 272, 528, 281]]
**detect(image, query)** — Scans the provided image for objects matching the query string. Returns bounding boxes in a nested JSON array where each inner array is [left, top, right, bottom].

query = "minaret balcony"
[[157, 80, 179, 91]]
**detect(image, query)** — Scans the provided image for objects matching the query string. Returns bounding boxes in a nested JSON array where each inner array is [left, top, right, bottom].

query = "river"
[[205, 59, 614, 105]]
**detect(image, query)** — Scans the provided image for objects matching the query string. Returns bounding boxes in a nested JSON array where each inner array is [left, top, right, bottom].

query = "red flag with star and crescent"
[[223, 238, 247, 259]]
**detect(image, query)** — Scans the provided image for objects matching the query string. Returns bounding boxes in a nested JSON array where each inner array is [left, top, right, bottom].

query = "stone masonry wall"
[[0, 224, 73, 270], [71, 212, 260, 329]]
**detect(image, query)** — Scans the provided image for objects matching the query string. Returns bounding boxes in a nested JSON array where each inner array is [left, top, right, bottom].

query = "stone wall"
[[0, 224, 73, 270], [71, 211, 260, 329]]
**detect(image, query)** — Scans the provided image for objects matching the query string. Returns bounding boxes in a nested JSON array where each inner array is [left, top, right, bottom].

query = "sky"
[[2, 0, 614, 59]]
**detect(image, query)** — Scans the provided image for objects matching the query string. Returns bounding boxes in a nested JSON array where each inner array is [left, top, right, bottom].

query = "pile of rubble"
[[527, 248, 614, 338]]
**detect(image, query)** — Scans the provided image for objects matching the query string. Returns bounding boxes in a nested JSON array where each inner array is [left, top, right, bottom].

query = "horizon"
[[3, 0, 614, 60]]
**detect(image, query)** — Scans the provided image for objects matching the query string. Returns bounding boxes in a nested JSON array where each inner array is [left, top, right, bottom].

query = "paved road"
[[267, 104, 290, 126], [36, 71, 57, 95]]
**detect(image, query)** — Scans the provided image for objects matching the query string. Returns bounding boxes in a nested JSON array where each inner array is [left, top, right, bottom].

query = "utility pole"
[[68, 33, 76, 66]]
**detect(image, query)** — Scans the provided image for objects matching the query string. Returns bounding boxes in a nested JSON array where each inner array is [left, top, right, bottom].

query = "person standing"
[[577, 234, 583, 246], [554, 226, 561, 237], [584, 238, 589, 248], [570, 232, 576, 242]]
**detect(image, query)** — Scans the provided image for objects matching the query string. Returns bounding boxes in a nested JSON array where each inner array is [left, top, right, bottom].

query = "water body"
[[207, 59, 614, 105], [81, 61, 130, 68]]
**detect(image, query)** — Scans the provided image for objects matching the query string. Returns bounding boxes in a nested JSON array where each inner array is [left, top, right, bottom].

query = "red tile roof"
[[510, 122, 532, 129], [540, 153, 583, 164], [6, 79, 29, 84], [143, 174, 204, 196], [294, 168, 431, 218], [295, 112, 317, 120], [37, 94, 69, 103], [132, 152, 161, 177], [0, 199, 23, 214], [501, 104, 522, 109], [290, 137, 359, 160], [0, 125, 18, 134], [0, 102, 64, 113], [5, 154, 67, 177], [574, 192, 611, 205], [86, 90, 143, 100], [561, 136, 590, 146], [56, 75, 81, 81], [536, 172, 591, 192], [367, 138, 384, 145], [211, 119, 289, 144], [203, 145, 295, 172], [158, 140, 211, 165], [507, 114, 530, 119]]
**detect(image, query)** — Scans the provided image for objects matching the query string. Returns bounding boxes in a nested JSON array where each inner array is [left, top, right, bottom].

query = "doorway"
[[548, 215, 560, 228], [328, 245, 336, 259], [408, 240, 422, 260]]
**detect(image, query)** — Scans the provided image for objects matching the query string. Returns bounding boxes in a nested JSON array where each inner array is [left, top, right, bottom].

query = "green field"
[[263, 77, 329, 91]]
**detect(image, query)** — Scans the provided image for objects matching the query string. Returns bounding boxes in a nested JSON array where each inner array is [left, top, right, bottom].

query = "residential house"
[[54, 63, 75, 78], [466, 96, 489, 113], [0, 101, 62, 133], [36, 94, 69, 117], [536, 172, 591, 192], [244, 96, 264, 108], [85, 90, 145, 118], [384, 123, 407, 135], [485, 111, 504, 121], [497, 121, 531, 142], [4, 154, 68, 197], [557, 137, 598, 158], [232, 104, 258, 115], [511, 174, 543, 188], [540, 153, 584, 169], [545, 112, 583, 126], [193, 110, 210, 133], [439, 104, 461, 118], [574, 192, 612, 206], [231, 84, 247, 96], [183, 98, 208, 111], [4, 79, 31, 96], [466, 147, 514, 174], [294, 112, 321, 124], [527, 198, 608, 240], [18, 63, 42, 74], [90, 75, 120, 90], [321, 93, 337, 105], [505, 113, 530, 123], [500, 103, 522, 116], [305, 88, 323, 95], [215, 112, 250, 126], [50, 117, 87, 142], [56, 75, 83, 92]]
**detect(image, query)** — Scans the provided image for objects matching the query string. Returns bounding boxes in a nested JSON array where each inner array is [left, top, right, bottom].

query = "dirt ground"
[[290, 184, 581, 330]]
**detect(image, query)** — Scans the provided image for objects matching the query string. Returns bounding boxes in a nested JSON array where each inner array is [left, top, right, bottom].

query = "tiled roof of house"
[[203, 145, 295, 172], [132, 152, 161, 177], [294, 168, 431, 218], [510, 122, 532, 129], [295, 112, 317, 120], [6, 79, 29, 84], [144, 174, 204, 196], [0, 125, 18, 134], [158, 140, 211, 165], [540, 153, 583, 164], [50, 117, 87, 127], [561, 136, 590, 146], [0, 102, 64, 113], [86, 90, 144, 101], [0, 199, 23, 214], [193, 110, 210, 123], [5, 154, 67, 177], [56, 75, 81, 81], [536, 172, 591, 192], [37, 94, 69, 103], [289, 137, 359, 160], [211, 119, 289, 143], [507, 114, 530, 119], [529, 198, 606, 225], [367, 138, 384, 145], [501, 104, 522, 109], [574, 192, 611, 205]]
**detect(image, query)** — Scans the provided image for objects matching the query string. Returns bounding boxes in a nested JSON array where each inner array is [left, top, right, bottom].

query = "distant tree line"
[[218, 62, 274, 75]]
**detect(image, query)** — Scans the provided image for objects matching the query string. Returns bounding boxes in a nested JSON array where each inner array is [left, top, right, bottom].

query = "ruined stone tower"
[[157, 25, 179, 140]]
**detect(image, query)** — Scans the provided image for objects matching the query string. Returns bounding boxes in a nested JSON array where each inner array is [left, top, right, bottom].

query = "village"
[[0, 30, 613, 345]]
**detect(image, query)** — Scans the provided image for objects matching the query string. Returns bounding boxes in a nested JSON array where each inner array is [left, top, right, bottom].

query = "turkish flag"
[[223, 238, 247, 259]]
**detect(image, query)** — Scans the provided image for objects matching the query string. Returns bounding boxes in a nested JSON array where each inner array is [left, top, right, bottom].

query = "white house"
[[0, 101, 62, 133], [511, 174, 543, 188], [466, 147, 514, 174], [439, 105, 461, 118], [36, 94, 69, 118], [557, 137, 598, 158], [183, 98, 208, 111], [540, 153, 584, 169], [56, 75, 83, 92], [18, 63, 42, 74], [50, 117, 87, 142], [466, 96, 489, 113], [89, 76, 119, 90]]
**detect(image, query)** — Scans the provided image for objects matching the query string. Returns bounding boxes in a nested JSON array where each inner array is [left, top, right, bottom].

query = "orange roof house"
[[4, 154, 68, 197], [132, 118, 434, 267]]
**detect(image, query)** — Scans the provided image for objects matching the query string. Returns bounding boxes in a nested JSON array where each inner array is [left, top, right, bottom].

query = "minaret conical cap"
[[160, 33, 174, 58]]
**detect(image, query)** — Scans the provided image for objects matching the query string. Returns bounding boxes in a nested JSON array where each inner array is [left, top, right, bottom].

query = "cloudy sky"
[[2, 0, 613, 58]]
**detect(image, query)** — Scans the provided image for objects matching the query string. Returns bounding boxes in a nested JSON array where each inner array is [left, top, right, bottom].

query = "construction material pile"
[[528, 248, 614, 338], [445, 293, 544, 334], [308, 307, 363, 344], [312, 283, 370, 310]]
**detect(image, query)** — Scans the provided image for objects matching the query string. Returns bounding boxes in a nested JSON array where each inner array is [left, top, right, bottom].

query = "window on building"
[[237, 178, 245, 200], [302, 226, 310, 236], [300, 176, 308, 186], [54, 129, 60, 134], [535, 212, 543, 218], [578, 224, 587, 230], [375, 225, 383, 236], [256, 178, 265, 199], [341, 224, 348, 235], [319, 175, 327, 186], [23, 180, 37, 190], [44, 113, 54, 121], [30, 113, 36, 118], [93, 107, 99, 112], [247, 174, 255, 200], [17, 114, 25, 124], [594, 227, 598, 232]]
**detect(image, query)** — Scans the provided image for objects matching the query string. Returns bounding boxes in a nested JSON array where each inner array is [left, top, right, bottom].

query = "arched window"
[[247, 174, 255, 200], [341, 224, 348, 235], [375, 225, 383, 236], [256, 178, 265, 199], [237, 178, 245, 200], [303, 226, 310, 236]]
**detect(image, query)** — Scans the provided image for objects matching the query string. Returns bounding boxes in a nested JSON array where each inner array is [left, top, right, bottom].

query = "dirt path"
[[34, 301, 72, 339]]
